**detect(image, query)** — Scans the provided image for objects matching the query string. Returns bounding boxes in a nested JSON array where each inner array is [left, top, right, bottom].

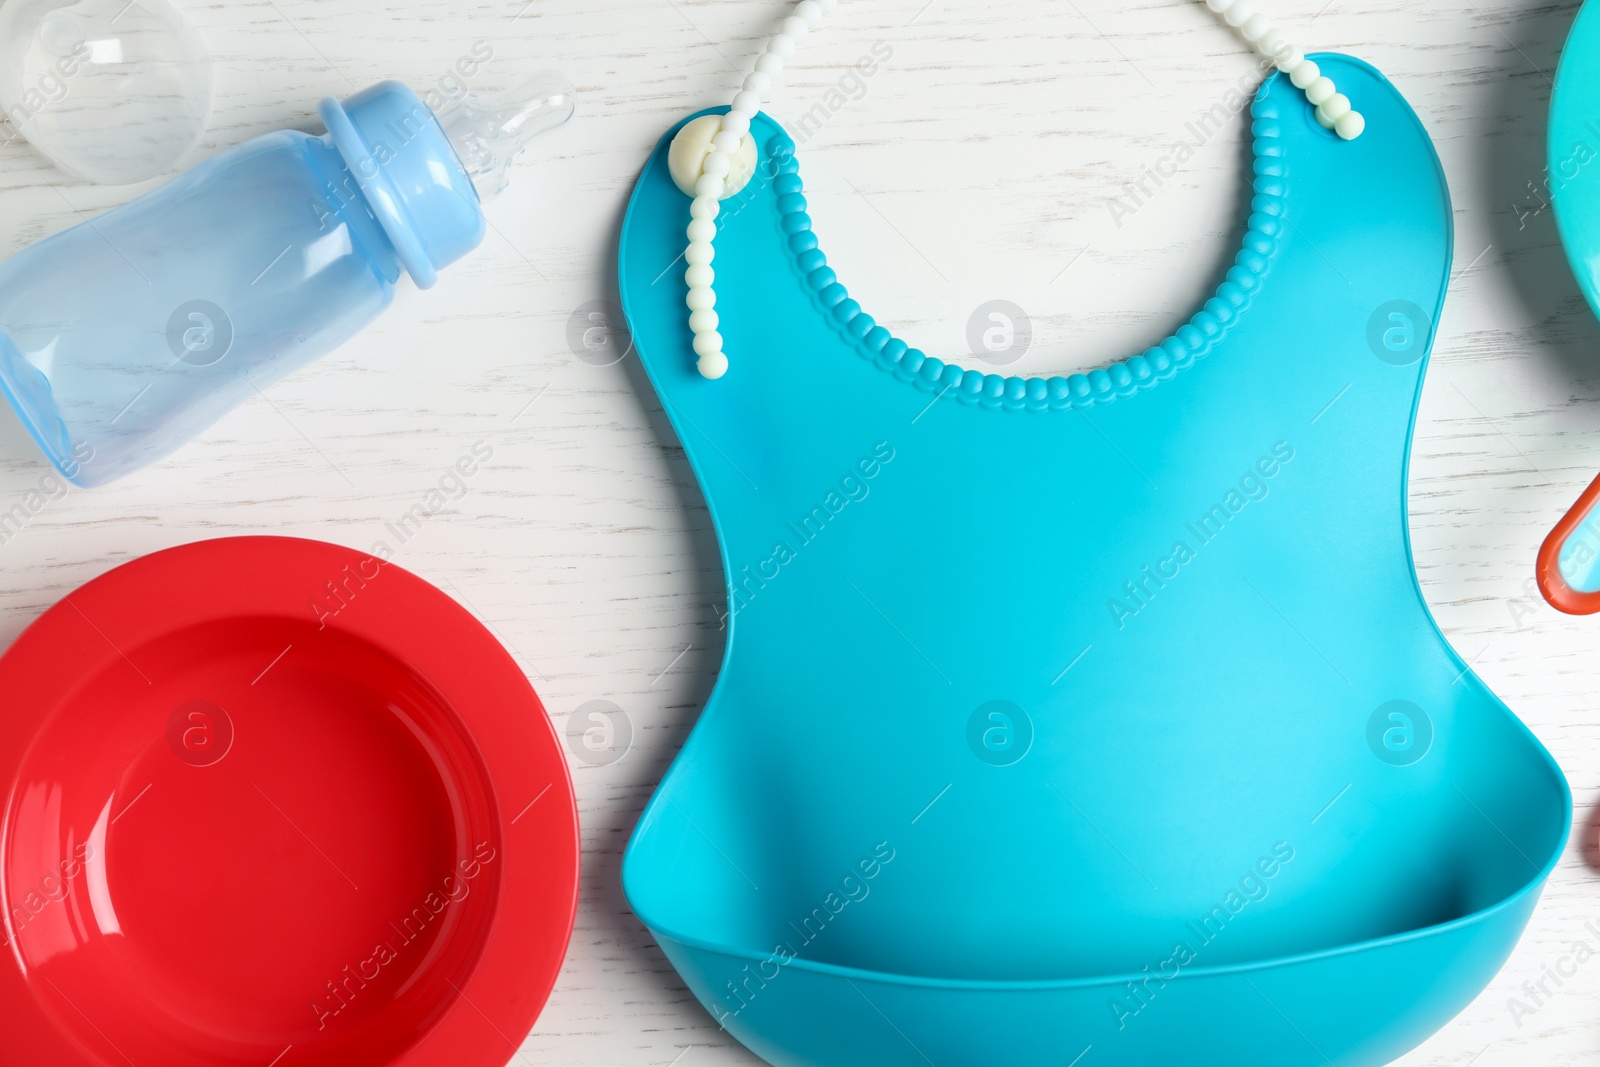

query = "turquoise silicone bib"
[[618, 56, 1570, 1067]]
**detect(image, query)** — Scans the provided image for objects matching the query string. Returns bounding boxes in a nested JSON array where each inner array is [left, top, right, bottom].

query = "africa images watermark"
[[1505, 920, 1600, 1028], [308, 40, 498, 232], [1108, 441, 1295, 629], [718, 441, 897, 628], [714, 840, 897, 1024], [310, 439, 494, 630], [311, 840, 498, 1030], [788, 41, 895, 149], [1514, 121, 1600, 232], [1, 842, 95, 949], [1103, 52, 1287, 229], [0, 444, 93, 547], [0, 32, 91, 149], [1110, 840, 1297, 1029]]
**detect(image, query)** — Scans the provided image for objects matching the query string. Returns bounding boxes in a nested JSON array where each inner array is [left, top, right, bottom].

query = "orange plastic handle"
[[1538, 470, 1600, 615]]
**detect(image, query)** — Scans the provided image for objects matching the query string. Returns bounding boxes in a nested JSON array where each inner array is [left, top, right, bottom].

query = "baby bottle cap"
[[313, 80, 483, 287], [435, 74, 575, 203], [0, 0, 213, 185], [316, 79, 480, 289], [320, 80, 489, 291]]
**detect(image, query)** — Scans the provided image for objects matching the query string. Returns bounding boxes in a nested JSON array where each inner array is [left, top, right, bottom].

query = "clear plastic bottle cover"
[[0, 0, 214, 185]]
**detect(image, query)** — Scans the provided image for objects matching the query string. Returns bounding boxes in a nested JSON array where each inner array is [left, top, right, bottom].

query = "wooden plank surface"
[[0, 0, 1594, 1063]]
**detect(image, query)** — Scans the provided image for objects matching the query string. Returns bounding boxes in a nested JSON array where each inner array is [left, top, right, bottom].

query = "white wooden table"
[[0, 0, 1595, 1063]]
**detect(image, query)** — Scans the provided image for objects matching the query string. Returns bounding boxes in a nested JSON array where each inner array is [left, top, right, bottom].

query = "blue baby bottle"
[[0, 76, 572, 486]]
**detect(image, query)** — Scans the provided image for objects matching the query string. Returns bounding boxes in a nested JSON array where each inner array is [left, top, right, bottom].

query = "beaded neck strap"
[[664, 0, 1366, 380]]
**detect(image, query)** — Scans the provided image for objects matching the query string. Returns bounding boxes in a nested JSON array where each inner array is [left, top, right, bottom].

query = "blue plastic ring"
[[317, 96, 439, 290]]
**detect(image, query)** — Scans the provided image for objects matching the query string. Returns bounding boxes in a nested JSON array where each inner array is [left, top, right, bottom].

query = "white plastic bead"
[[686, 287, 715, 311], [685, 241, 714, 265], [687, 218, 716, 243], [685, 264, 714, 289], [703, 151, 732, 178], [1305, 76, 1335, 105], [1290, 60, 1319, 89], [689, 308, 719, 333], [1241, 13, 1271, 42], [1205, 0, 1229, 11], [690, 195, 720, 220], [1314, 106, 1334, 129], [712, 130, 742, 155], [1260, 32, 1289, 60], [692, 174, 723, 198], [692, 330, 724, 356], [1274, 47, 1303, 72], [743, 71, 772, 97], [1318, 93, 1351, 122], [755, 52, 785, 76], [767, 32, 795, 58], [1334, 111, 1366, 140], [697, 351, 729, 380], [795, 0, 823, 26], [780, 15, 808, 38], [730, 90, 761, 117], [1224, 0, 1252, 27]]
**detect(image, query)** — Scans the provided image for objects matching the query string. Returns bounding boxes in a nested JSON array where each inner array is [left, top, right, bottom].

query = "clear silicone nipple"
[[437, 75, 574, 203], [0, 0, 213, 185]]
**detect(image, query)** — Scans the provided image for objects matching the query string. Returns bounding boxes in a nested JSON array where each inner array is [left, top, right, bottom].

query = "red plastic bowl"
[[0, 537, 578, 1067]]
